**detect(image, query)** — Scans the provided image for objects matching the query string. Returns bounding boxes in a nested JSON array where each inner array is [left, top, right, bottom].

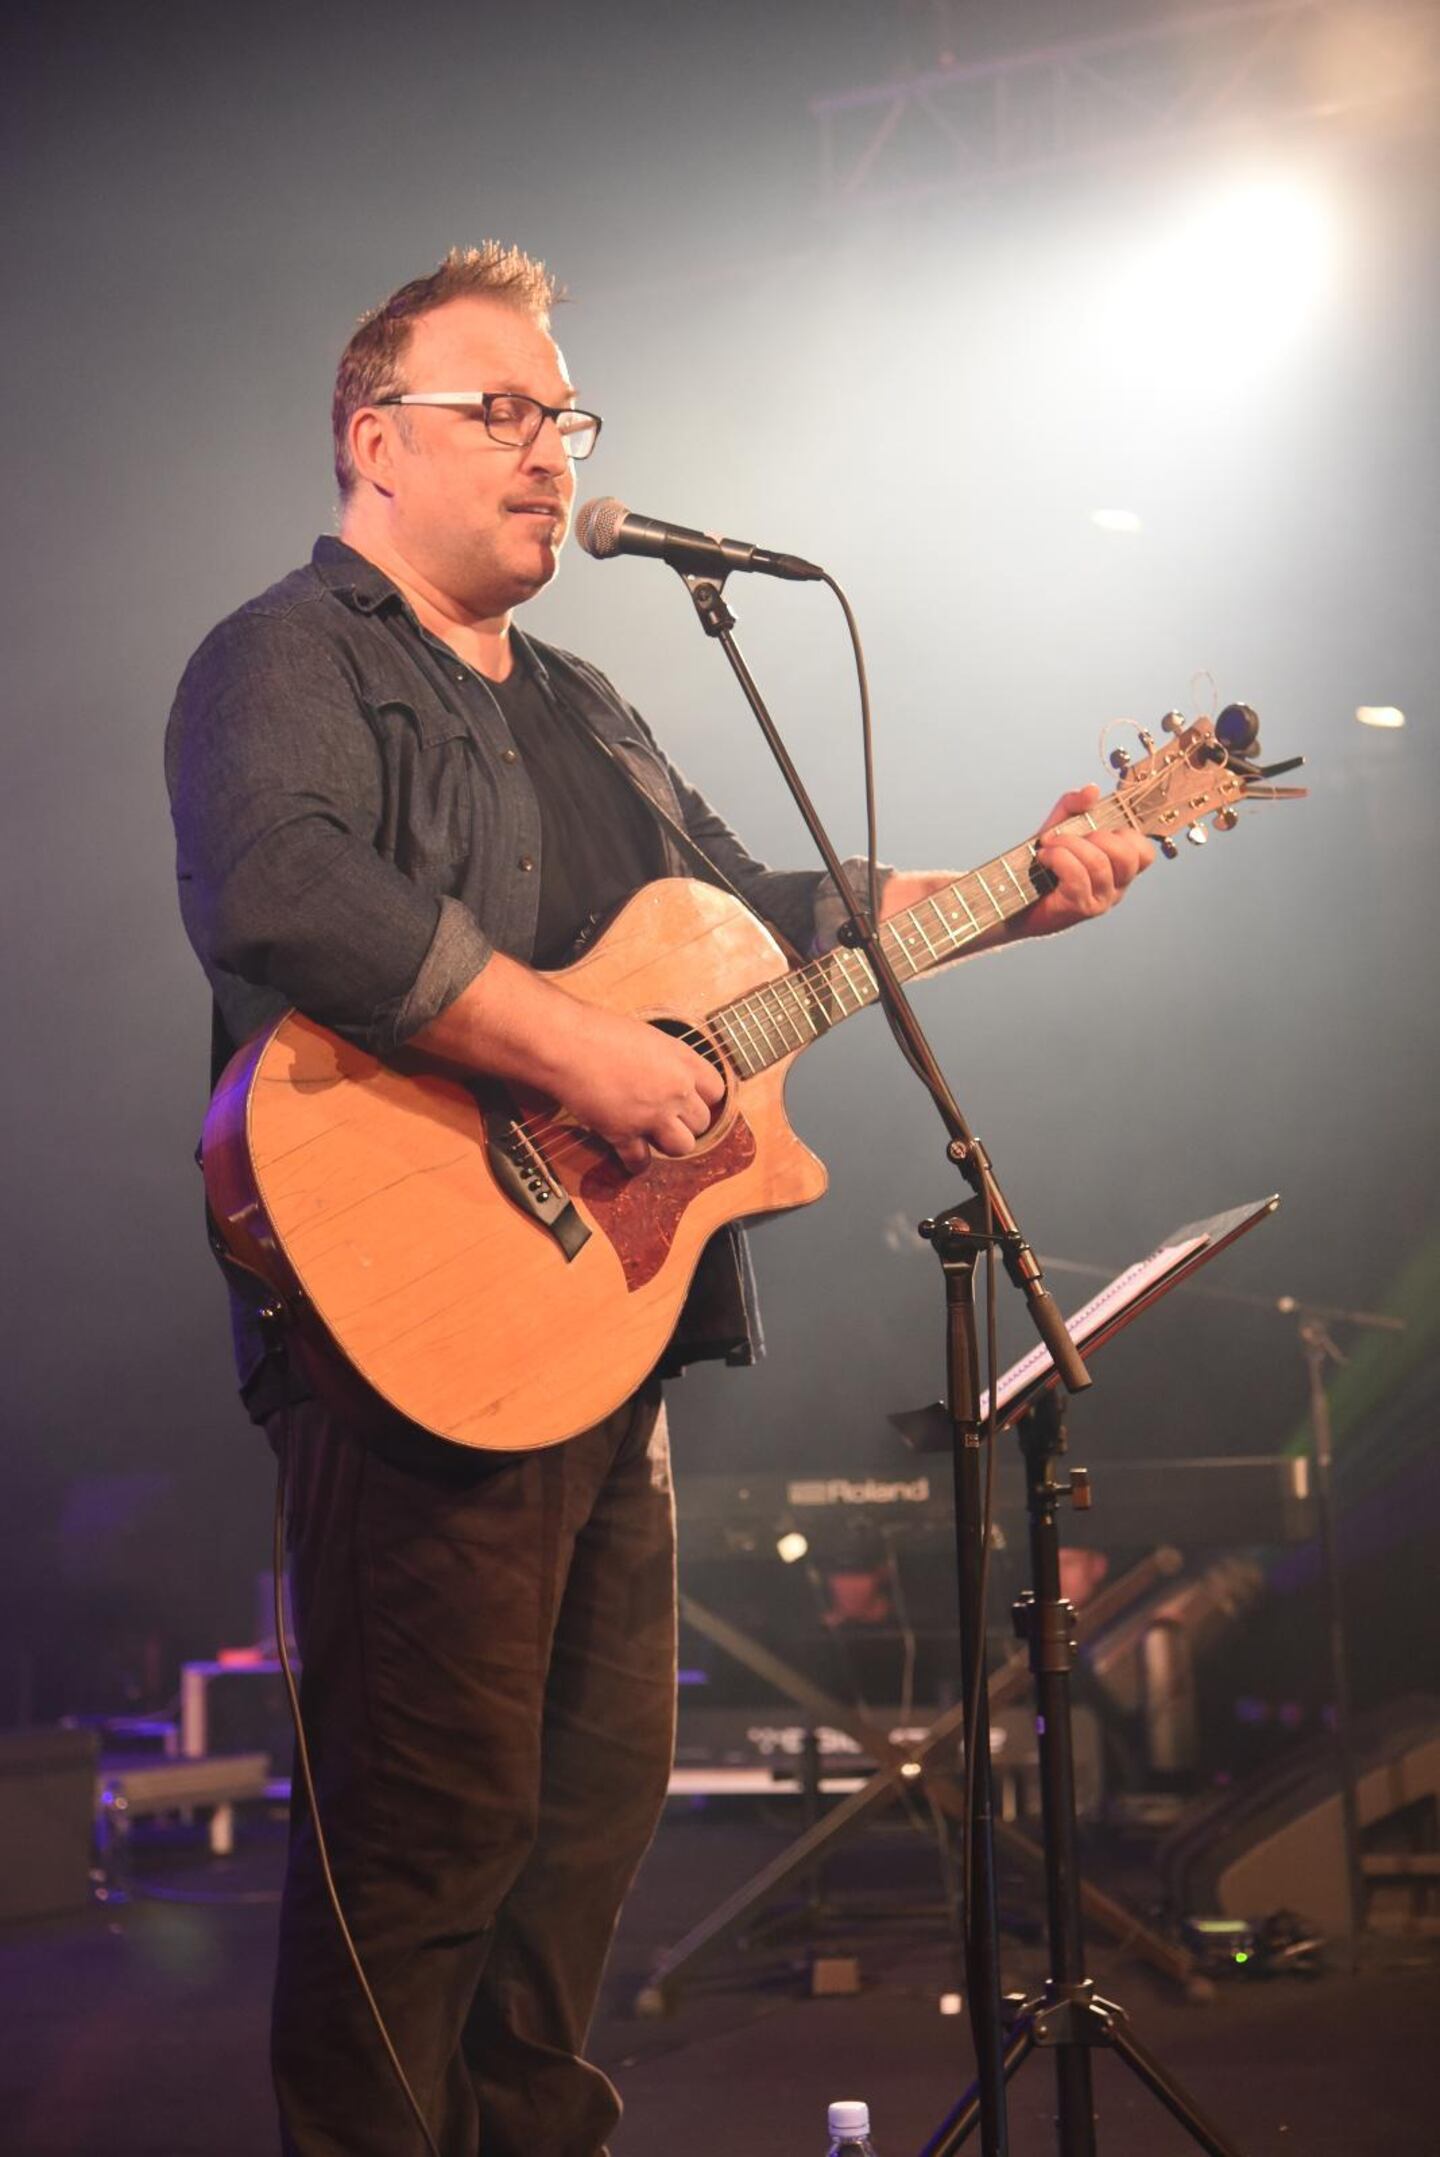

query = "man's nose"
[[522, 416, 571, 476]]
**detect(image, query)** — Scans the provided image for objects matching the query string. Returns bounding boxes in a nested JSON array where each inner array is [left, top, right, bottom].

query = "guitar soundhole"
[[650, 1017, 731, 1141]]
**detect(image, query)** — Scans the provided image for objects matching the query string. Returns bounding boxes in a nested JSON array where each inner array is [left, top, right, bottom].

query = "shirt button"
[[518, 855, 535, 873], [501, 746, 519, 764]]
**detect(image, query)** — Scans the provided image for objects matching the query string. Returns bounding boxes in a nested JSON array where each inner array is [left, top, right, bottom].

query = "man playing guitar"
[[166, 243, 1151, 2157]]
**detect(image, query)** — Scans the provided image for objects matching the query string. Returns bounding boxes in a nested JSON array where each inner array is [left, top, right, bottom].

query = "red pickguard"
[[579, 1116, 757, 1289]]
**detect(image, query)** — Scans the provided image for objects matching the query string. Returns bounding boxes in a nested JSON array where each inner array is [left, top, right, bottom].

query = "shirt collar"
[[311, 535, 405, 615], [310, 535, 553, 689]]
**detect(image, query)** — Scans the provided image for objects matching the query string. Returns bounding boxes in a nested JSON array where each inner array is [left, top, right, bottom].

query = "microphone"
[[575, 496, 824, 582]]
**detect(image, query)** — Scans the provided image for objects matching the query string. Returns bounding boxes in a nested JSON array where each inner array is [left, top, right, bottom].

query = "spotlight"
[[776, 1530, 809, 1565], [1355, 706, 1404, 729], [1097, 173, 1338, 395]]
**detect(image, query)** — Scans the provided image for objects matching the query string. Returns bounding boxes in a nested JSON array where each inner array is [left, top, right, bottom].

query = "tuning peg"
[[1109, 747, 1132, 773], [1185, 823, 1208, 846], [1213, 807, 1239, 832], [1159, 837, 1179, 860], [1137, 728, 1157, 754], [1160, 711, 1186, 736]]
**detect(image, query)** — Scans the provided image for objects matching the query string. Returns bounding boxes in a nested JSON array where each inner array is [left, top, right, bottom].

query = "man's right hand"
[[410, 952, 725, 1176], [557, 1004, 724, 1173]]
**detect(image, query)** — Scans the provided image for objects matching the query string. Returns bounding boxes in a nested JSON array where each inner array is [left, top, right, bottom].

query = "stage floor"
[[1, 1798, 1435, 2154]]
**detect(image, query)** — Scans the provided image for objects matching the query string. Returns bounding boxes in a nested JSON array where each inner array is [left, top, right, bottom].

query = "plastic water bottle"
[[827, 2099, 878, 2154]]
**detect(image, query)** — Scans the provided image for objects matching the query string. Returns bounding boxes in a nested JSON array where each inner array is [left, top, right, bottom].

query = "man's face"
[[376, 296, 580, 618]]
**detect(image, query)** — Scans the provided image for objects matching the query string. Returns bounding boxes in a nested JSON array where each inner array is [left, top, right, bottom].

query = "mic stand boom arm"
[[678, 568, 1093, 2157]]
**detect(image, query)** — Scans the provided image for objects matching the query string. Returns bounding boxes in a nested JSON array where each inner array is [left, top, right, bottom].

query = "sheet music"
[[981, 1233, 1210, 1420]]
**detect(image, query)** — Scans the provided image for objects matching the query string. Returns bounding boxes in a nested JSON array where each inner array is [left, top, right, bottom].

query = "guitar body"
[[203, 878, 828, 1451]]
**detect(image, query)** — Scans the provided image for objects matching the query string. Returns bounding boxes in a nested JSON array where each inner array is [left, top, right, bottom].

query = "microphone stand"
[[676, 570, 1093, 2157]]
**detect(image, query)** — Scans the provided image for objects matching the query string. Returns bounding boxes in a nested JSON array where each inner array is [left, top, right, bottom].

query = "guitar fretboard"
[[707, 808, 1116, 1080]]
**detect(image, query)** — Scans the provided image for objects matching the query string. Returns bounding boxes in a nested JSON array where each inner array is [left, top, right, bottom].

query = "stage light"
[[776, 1530, 809, 1565], [1091, 508, 1143, 534], [1355, 705, 1404, 729], [1097, 173, 1338, 396]]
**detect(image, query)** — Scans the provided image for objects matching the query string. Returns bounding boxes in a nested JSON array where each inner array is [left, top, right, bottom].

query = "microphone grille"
[[575, 496, 628, 559]]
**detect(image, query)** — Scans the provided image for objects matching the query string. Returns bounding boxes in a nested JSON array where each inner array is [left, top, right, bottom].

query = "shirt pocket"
[[368, 697, 486, 886]]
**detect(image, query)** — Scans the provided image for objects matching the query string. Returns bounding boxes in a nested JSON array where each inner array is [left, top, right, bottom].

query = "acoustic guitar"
[[203, 712, 1295, 1450]]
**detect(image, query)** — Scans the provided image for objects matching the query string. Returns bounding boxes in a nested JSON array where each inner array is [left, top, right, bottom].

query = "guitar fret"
[[750, 987, 793, 1056], [949, 884, 984, 940], [933, 893, 976, 950], [926, 894, 960, 953], [911, 909, 940, 960], [785, 978, 820, 1042], [746, 994, 788, 1061], [758, 980, 806, 1054], [998, 852, 1030, 908], [782, 980, 822, 1040], [725, 1004, 765, 1077], [710, 1014, 747, 1076], [975, 872, 1006, 923]]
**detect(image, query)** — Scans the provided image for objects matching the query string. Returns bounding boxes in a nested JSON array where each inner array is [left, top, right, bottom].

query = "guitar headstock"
[[1101, 705, 1305, 859]]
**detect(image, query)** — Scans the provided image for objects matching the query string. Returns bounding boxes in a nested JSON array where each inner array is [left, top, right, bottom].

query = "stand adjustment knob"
[[1069, 1467, 1092, 1509]]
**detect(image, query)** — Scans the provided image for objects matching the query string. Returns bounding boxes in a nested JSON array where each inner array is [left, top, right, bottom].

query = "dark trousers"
[[267, 1379, 676, 2157]]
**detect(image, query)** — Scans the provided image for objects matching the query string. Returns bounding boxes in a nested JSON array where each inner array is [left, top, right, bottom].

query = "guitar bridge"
[[480, 1096, 591, 1263]]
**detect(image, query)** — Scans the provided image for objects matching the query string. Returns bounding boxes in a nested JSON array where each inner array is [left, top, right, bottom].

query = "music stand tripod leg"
[[916, 1390, 1247, 2156]]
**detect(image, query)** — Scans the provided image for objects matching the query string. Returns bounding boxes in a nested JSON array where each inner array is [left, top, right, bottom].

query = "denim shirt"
[[165, 538, 869, 1408]]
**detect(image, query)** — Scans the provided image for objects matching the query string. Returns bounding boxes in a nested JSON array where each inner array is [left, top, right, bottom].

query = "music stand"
[[918, 1195, 1279, 2157]]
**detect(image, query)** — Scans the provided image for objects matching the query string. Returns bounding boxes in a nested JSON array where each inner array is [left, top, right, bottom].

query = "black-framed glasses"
[[377, 391, 603, 461]]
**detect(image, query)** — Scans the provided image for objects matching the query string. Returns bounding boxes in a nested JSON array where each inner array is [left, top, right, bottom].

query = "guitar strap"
[[538, 662, 808, 969]]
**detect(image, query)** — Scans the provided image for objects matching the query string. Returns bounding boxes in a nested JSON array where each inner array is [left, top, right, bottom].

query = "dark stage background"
[[3, 1, 1437, 1739]]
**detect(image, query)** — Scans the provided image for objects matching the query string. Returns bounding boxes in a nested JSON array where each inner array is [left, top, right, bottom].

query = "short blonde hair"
[[331, 243, 564, 495]]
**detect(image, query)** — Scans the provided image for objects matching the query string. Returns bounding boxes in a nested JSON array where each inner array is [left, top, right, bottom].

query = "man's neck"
[[339, 525, 516, 681]]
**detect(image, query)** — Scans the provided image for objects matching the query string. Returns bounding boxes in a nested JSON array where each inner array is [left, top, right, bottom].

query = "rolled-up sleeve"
[[165, 607, 492, 1052]]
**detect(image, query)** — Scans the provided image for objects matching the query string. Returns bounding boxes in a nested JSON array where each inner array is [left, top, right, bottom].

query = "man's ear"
[[349, 407, 399, 498]]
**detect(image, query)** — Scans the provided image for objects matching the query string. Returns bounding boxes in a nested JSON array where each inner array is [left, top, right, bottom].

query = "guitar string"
[[496, 771, 1217, 1177]]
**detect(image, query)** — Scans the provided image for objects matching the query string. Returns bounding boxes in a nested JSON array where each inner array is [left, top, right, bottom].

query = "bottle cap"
[[829, 2100, 871, 2138]]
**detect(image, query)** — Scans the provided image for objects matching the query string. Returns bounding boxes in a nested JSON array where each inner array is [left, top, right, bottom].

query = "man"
[[166, 244, 1151, 2156]]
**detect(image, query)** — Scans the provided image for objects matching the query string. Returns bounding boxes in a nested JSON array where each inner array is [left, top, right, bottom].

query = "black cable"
[[962, 1192, 1001, 1928], [271, 1442, 443, 2157], [821, 571, 933, 1091], [820, 568, 1004, 1973]]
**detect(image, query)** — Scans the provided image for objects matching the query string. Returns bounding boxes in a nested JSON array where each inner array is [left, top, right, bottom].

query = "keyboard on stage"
[[675, 1455, 1315, 1560]]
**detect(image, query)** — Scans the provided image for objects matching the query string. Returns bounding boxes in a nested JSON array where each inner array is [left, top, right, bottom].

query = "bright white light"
[[1096, 174, 1338, 399], [1356, 706, 1405, 729], [776, 1531, 809, 1565], [939, 1992, 964, 2016], [1091, 509, 1143, 534], [1169, 179, 1334, 320]]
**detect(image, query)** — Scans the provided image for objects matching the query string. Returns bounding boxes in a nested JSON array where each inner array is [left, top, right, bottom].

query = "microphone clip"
[[681, 571, 736, 639]]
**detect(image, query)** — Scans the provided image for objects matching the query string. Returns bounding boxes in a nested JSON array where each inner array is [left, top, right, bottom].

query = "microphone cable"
[[820, 567, 1004, 1975], [271, 1442, 443, 2157]]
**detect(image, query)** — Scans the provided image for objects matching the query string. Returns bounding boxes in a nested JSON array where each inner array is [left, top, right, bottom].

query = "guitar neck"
[[708, 796, 1132, 1080]]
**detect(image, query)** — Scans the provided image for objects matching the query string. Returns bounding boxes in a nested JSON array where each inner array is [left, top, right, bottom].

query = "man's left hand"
[[1020, 783, 1154, 938]]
